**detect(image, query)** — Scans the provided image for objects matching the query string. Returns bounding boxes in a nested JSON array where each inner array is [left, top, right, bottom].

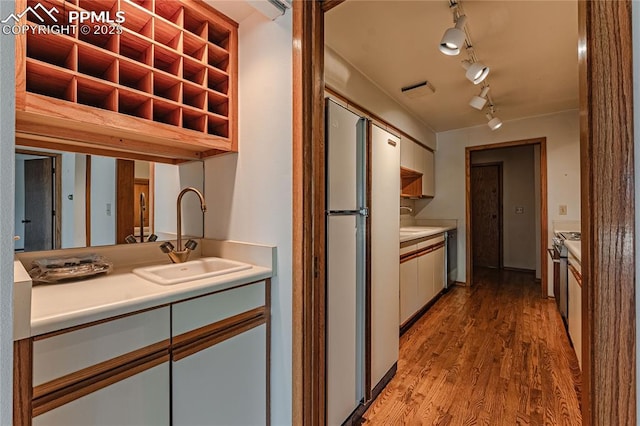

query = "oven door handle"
[[547, 248, 560, 262]]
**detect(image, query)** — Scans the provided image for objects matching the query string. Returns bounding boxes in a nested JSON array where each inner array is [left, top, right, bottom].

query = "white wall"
[[73, 156, 87, 247], [203, 10, 292, 425], [0, 0, 16, 422], [90, 156, 116, 246], [325, 46, 437, 149], [153, 161, 204, 239], [471, 145, 538, 274], [418, 109, 580, 293]]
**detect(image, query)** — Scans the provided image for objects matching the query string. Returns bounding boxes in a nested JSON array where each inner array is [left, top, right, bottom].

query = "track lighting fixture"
[[485, 107, 502, 130], [439, 14, 467, 56], [462, 60, 489, 85], [469, 85, 490, 110]]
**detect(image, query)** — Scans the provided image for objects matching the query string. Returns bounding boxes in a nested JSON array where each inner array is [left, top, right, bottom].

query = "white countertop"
[[30, 262, 272, 337], [565, 240, 581, 263], [400, 225, 456, 244]]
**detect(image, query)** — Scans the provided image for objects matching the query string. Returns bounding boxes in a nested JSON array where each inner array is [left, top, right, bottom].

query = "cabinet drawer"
[[417, 235, 444, 251], [400, 244, 418, 257], [172, 281, 265, 337], [33, 307, 170, 388]]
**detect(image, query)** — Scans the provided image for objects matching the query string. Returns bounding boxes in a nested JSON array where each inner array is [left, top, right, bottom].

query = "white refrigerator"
[[326, 100, 400, 425]]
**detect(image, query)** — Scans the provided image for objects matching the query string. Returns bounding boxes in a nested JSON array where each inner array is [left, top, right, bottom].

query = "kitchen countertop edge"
[[400, 225, 456, 244]]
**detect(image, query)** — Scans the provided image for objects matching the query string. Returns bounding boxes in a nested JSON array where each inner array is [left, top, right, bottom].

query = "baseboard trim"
[[399, 288, 448, 336], [502, 266, 536, 274], [342, 363, 398, 426], [454, 281, 467, 287]]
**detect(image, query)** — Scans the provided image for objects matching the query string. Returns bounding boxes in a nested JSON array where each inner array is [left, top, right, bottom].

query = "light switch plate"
[[515, 207, 524, 214], [559, 205, 567, 215]]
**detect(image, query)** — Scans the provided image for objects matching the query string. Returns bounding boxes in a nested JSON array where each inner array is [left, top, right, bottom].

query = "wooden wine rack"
[[15, 0, 238, 163]]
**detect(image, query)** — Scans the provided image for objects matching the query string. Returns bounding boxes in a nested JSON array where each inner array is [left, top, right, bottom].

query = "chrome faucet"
[[400, 206, 413, 213], [159, 187, 207, 263]]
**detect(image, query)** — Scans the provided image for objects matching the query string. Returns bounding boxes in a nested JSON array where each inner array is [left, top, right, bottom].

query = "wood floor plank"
[[362, 268, 582, 425]]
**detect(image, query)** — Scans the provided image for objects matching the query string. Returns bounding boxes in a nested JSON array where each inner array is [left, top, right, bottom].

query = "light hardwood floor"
[[363, 268, 582, 425]]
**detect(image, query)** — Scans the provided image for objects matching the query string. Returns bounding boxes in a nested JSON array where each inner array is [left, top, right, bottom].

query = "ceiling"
[[325, 0, 579, 132]]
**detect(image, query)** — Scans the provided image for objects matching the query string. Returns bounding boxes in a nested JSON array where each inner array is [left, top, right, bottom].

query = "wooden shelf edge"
[[400, 166, 423, 178]]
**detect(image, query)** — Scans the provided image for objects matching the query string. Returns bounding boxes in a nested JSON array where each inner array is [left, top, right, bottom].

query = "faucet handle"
[[185, 239, 198, 251], [160, 241, 175, 253], [147, 234, 158, 242], [125, 235, 137, 244]]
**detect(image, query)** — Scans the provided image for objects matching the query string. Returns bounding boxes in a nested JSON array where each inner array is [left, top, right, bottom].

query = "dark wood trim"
[[568, 263, 582, 288], [400, 241, 446, 263], [502, 266, 536, 274], [172, 312, 266, 362], [341, 363, 398, 426], [33, 351, 169, 417], [321, 0, 346, 12], [579, 1, 635, 423], [465, 138, 548, 297], [292, 1, 326, 425], [116, 159, 135, 244], [325, 85, 434, 153], [172, 307, 266, 349], [13, 339, 33, 426], [33, 340, 170, 400], [84, 154, 91, 246], [400, 288, 447, 336], [365, 119, 373, 401]]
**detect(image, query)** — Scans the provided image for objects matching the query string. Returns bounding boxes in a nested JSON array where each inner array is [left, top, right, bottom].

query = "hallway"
[[362, 268, 582, 425]]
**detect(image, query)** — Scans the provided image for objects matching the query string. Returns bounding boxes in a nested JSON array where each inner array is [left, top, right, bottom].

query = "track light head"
[[462, 60, 490, 84], [485, 112, 502, 130], [439, 15, 467, 56], [469, 85, 490, 110]]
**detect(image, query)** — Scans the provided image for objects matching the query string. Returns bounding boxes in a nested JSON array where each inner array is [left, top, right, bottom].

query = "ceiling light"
[[439, 15, 467, 56], [486, 112, 502, 130], [469, 86, 490, 110], [462, 60, 490, 85]]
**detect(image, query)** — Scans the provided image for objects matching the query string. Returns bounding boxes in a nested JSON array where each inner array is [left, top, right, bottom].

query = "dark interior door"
[[471, 164, 502, 268], [24, 158, 54, 251]]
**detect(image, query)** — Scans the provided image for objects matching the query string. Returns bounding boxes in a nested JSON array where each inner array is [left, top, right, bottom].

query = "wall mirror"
[[15, 148, 204, 252]]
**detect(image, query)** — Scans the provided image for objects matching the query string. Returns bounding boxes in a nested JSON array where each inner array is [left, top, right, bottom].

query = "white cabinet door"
[[173, 324, 267, 426], [417, 251, 434, 309], [400, 257, 418, 325], [432, 245, 445, 296], [371, 124, 400, 390], [423, 149, 435, 197], [568, 266, 582, 369], [34, 362, 170, 426], [400, 137, 414, 170]]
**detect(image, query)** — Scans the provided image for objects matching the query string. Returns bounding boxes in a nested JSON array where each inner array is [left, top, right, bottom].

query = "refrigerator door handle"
[[327, 210, 361, 216], [326, 208, 369, 217]]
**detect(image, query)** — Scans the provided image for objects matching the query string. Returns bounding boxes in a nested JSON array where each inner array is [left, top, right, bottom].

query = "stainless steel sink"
[[133, 257, 252, 285]]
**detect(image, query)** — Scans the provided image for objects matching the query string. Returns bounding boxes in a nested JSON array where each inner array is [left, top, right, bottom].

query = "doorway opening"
[[465, 139, 547, 296], [14, 149, 62, 252]]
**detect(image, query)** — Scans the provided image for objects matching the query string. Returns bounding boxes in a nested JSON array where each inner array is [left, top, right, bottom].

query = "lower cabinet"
[[399, 236, 446, 328], [20, 280, 270, 426], [173, 324, 267, 426], [33, 362, 171, 426]]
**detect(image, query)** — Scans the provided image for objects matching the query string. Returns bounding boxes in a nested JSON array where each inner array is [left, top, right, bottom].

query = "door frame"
[[465, 138, 547, 294], [292, 1, 635, 425], [15, 149, 62, 250], [469, 161, 504, 270]]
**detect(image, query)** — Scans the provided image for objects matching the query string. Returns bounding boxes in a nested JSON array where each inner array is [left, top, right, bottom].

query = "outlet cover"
[[515, 206, 524, 214], [559, 205, 567, 215]]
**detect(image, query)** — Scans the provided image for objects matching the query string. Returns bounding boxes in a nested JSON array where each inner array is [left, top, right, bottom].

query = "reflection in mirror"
[[14, 148, 204, 252]]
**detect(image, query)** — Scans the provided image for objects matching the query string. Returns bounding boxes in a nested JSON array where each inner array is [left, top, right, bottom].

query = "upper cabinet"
[[400, 137, 435, 198], [14, 0, 238, 163]]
